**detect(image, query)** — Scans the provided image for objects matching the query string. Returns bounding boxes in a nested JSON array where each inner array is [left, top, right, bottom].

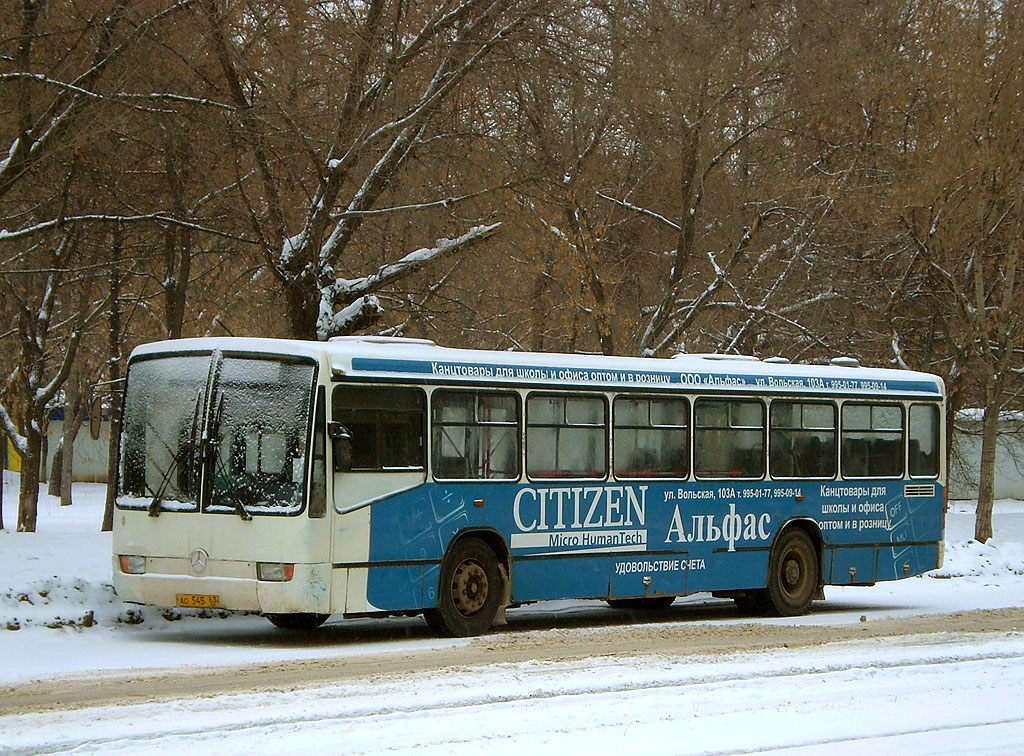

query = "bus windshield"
[[117, 353, 316, 516]]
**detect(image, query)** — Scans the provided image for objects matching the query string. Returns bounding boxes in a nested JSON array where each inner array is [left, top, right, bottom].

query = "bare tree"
[[199, 0, 547, 341], [0, 228, 107, 531], [897, 0, 1024, 542]]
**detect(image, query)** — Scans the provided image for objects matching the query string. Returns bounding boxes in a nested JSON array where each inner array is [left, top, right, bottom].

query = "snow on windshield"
[[117, 353, 316, 516], [207, 357, 315, 515]]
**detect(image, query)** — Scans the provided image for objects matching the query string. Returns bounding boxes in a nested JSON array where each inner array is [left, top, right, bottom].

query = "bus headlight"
[[118, 555, 146, 574], [257, 562, 295, 582]]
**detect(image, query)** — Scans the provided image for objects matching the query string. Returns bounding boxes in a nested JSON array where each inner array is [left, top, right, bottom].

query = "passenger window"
[[908, 404, 939, 478], [332, 386, 425, 471], [613, 396, 689, 478], [841, 403, 904, 478], [770, 401, 836, 479], [527, 394, 606, 479], [694, 398, 764, 479], [432, 390, 519, 480]]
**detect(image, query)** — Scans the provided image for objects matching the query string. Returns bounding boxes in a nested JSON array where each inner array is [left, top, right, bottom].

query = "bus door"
[[329, 385, 428, 613]]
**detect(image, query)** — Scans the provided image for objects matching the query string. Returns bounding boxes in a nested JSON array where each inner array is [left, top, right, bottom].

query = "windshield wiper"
[[147, 441, 181, 518], [206, 392, 252, 521], [223, 492, 253, 521], [147, 462, 176, 517], [148, 390, 203, 517]]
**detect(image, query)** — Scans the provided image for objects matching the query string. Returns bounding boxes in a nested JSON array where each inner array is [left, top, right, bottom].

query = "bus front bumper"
[[111, 556, 331, 615]]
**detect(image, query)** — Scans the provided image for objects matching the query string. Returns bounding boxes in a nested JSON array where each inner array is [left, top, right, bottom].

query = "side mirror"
[[328, 422, 352, 473]]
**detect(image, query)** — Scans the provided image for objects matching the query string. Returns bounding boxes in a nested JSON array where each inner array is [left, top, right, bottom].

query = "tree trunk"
[[285, 280, 320, 341], [163, 226, 191, 340], [102, 234, 123, 533], [60, 379, 91, 507], [1, 428, 5, 531], [530, 271, 548, 353], [17, 425, 42, 532], [60, 410, 76, 507], [102, 393, 121, 532], [48, 439, 63, 497], [974, 401, 999, 543]]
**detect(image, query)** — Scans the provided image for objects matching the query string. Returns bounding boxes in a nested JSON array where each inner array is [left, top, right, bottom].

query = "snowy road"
[[5, 624, 1024, 756]]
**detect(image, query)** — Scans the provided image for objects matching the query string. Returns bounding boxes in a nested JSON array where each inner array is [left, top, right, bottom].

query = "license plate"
[[176, 593, 220, 608]]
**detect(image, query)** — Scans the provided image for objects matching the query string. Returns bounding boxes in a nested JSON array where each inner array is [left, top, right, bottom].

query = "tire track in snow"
[[5, 632, 1024, 756], [5, 605, 1024, 716]]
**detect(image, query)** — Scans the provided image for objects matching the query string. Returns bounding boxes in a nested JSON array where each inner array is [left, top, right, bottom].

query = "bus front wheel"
[[763, 528, 819, 616], [425, 537, 504, 637]]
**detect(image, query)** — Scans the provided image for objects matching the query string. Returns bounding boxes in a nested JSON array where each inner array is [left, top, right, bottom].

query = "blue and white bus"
[[112, 337, 946, 636]]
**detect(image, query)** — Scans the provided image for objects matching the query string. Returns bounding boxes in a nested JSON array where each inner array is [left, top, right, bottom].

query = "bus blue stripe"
[[349, 357, 942, 395]]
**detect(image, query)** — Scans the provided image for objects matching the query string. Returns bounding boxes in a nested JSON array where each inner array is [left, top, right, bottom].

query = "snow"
[[3, 470, 1024, 754], [317, 292, 382, 340]]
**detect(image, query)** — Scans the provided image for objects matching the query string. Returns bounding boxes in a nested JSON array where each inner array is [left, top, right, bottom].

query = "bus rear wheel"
[[424, 537, 504, 637], [763, 528, 818, 616], [265, 612, 330, 631]]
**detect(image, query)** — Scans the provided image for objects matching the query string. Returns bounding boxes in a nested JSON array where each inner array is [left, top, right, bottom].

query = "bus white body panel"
[[112, 508, 332, 613], [332, 470, 426, 614]]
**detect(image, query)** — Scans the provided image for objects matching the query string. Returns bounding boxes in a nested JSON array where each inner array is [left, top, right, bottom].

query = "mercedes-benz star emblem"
[[189, 548, 209, 573]]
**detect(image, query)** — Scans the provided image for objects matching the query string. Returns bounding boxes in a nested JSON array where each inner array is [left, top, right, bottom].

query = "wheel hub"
[[783, 556, 802, 589], [451, 559, 488, 616]]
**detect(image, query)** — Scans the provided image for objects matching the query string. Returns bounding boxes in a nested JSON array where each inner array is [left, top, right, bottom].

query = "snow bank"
[[0, 476, 233, 633], [935, 498, 1024, 577], [935, 539, 1024, 578]]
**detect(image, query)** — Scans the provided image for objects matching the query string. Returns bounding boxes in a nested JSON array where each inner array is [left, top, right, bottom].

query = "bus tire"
[[425, 537, 504, 637], [265, 612, 330, 631], [763, 528, 819, 616], [606, 596, 675, 611]]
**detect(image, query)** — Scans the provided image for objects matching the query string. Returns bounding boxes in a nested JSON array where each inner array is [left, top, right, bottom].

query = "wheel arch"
[[769, 517, 825, 586], [442, 527, 512, 606], [445, 527, 510, 572]]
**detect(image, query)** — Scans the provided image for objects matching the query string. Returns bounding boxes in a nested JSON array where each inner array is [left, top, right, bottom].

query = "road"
[[5, 604, 1024, 714]]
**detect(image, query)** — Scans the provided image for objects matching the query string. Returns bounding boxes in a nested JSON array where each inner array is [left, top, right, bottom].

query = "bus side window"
[[694, 398, 764, 479], [527, 394, 606, 479], [908, 404, 939, 478], [332, 385, 425, 472], [613, 396, 689, 479], [769, 401, 836, 479], [841, 403, 904, 478], [431, 390, 519, 480]]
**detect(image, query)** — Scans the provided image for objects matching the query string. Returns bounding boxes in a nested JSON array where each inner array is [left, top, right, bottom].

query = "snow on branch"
[[317, 295, 384, 341], [891, 331, 910, 369], [0, 73, 236, 113], [326, 222, 501, 302], [596, 191, 681, 231], [316, 222, 501, 340], [0, 402, 27, 456], [327, 184, 511, 221], [0, 213, 258, 244]]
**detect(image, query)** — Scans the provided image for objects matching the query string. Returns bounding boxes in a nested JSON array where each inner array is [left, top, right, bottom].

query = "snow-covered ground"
[[3, 470, 1024, 755]]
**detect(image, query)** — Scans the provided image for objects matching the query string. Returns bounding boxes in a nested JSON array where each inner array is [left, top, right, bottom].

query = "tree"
[[896, 0, 1024, 542], [0, 227, 106, 531], [198, 0, 550, 341]]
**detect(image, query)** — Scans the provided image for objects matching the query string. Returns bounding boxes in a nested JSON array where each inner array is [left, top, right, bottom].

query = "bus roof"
[[130, 336, 946, 399]]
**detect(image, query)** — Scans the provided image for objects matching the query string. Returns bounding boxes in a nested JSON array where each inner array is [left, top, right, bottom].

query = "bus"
[[112, 336, 946, 636]]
